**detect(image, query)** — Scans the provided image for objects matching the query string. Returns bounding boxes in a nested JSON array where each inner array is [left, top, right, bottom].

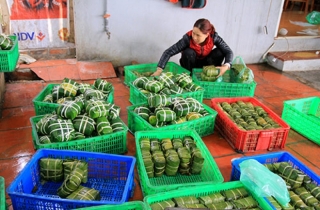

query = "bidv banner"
[[7, 0, 70, 49]]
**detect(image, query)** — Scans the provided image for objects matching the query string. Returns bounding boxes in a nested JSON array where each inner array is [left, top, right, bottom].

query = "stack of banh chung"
[[39, 158, 100, 201], [217, 100, 282, 131], [43, 78, 113, 105], [134, 96, 210, 128], [150, 187, 261, 210], [140, 135, 204, 177], [200, 65, 222, 82], [35, 78, 124, 145], [264, 162, 320, 209], [132, 72, 203, 98]]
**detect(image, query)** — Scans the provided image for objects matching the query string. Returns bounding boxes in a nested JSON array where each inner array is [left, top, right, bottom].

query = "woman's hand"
[[216, 63, 230, 78], [151, 67, 163, 76]]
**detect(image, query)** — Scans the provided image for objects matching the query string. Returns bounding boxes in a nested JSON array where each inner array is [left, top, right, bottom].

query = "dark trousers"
[[179, 48, 225, 75]]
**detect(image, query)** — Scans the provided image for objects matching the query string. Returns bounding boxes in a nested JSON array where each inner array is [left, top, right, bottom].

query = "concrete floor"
[[0, 60, 319, 209], [284, 70, 320, 91]]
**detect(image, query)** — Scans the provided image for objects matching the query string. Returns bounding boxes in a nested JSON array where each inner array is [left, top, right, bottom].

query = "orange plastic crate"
[[211, 97, 290, 153]]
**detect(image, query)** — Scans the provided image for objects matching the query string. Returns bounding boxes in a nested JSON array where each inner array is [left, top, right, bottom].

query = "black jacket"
[[157, 32, 233, 69]]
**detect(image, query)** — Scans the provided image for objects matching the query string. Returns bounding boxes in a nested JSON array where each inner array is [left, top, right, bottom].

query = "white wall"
[[74, 0, 285, 65]]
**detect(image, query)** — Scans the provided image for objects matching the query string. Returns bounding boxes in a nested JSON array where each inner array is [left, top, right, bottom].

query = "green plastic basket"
[[127, 102, 217, 137], [135, 130, 224, 196], [0, 35, 19, 72], [129, 82, 204, 105], [124, 62, 190, 86], [143, 181, 273, 210], [32, 83, 115, 116], [192, 68, 256, 99], [74, 201, 147, 210], [30, 115, 128, 154], [0, 176, 4, 210], [282, 96, 320, 145]]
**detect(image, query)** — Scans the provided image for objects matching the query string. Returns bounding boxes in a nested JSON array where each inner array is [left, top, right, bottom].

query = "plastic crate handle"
[[307, 97, 320, 117], [255, 131, 274, 150]]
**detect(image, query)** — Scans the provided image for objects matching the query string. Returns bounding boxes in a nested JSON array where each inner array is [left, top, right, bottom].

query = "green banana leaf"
[[66, 185, 100, 201], [221, 187, 249, 201], [94, 78, 112, 94], [73, 114, 96, 136], [85, 100, 109, 119], [39, 158, 64, 182], [63, 159, 88, 183], [57, 167, 85, 198], [36, 114, 58, 135], [48, 119, 76, 142], [233, 195, 259, 209], [198, 192, 225, 205], [150, 199, 175, 210], [96, 116, 113, 135], [83, 89, 106, 101], [39, 135, 51, 144], [57, 100, 83, 120], [110, 117, 124, 132]]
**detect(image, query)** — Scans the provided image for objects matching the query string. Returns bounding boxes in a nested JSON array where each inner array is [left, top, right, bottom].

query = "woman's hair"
[[193, 18, 215, 35]]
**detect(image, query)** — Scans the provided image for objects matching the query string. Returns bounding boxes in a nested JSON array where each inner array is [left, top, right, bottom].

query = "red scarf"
[[187, 30, 214, 59]]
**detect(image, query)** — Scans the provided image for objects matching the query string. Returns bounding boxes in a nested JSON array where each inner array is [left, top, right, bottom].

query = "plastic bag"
[[230, 56, 254, 84], [239, 159, 290, 207], [306, 11, 320, 25]]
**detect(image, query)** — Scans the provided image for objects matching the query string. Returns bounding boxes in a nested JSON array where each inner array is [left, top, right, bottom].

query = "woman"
[[152, 18, 233, 77]]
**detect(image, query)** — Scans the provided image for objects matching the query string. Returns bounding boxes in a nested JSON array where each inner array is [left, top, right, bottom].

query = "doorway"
[[278, 0, 320, 37]]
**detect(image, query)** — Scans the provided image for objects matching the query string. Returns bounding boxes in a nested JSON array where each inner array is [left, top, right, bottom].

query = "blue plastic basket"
[[7, 149, 136, 210], [230, 151, 320, 210], [230, 151, 320, 183]]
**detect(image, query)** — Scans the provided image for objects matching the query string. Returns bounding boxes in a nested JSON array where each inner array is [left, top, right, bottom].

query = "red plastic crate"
[[211, 97, 290, 153]]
